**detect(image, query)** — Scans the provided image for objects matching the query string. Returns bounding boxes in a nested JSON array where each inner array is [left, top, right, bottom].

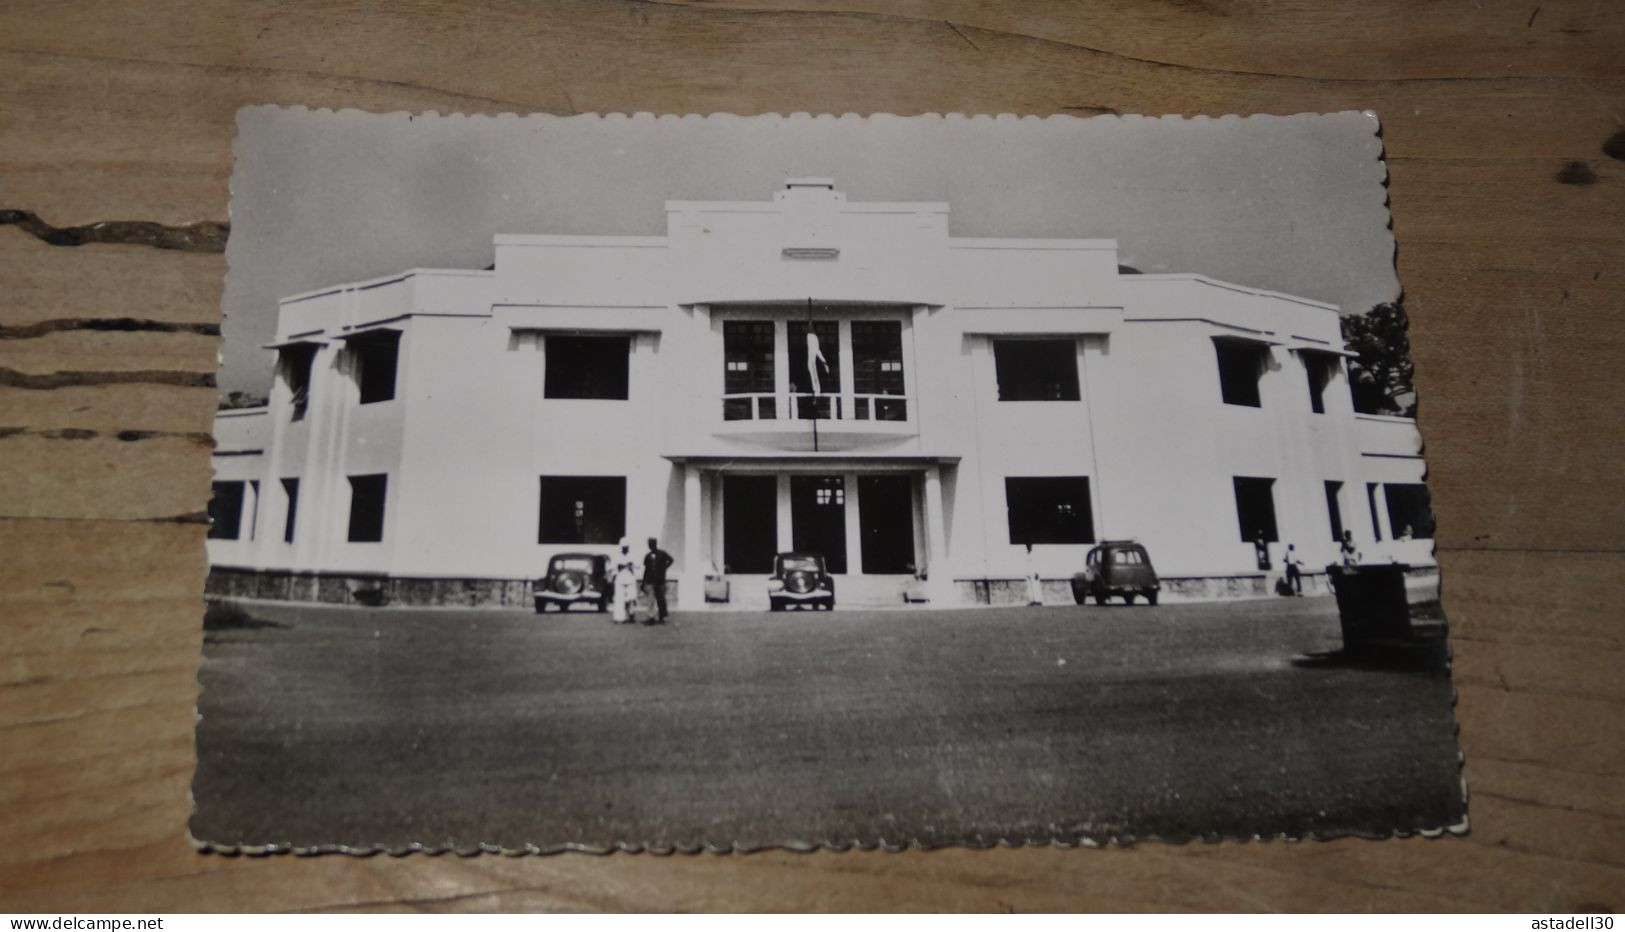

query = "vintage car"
[[1072, 541, 1161, 606], [534, 552, 611, 613], [768, 551, 836, 611]]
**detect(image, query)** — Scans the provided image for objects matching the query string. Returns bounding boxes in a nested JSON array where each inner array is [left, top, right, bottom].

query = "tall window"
[[544, 335, 630, 399], [208, 481, 246, 540], [788, 320, 840, 418], [1233, 476, 1278, 542], [852, 321, 907, 420], [279, 343, 318, 421], [1325, 480, 1345, 542], [538, 476, 626, 544], [1303, 351, 1336, 414], [1005, 477, 1095, 544], [1384, 483, 1436, 539], [281, 477, 300, 544], [349, 330, 401, 404], [1215, 339, 1268, 408], [347, 474, 388, 543], [723, 321, 776, 421], [993, 339, 1080, 401]]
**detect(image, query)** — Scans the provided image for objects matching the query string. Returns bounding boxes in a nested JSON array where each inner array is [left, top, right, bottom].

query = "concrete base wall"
[[957, 575, 1276, 604], [206, 566, 679, 610], [206, 565, 1435, 609]]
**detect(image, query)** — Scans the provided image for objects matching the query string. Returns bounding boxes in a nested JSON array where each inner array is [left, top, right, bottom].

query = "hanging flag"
[[806, 330, 827, 395]]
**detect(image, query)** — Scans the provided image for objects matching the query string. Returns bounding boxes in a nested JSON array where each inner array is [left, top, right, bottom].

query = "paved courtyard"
[[190, 596, 1463, 852]]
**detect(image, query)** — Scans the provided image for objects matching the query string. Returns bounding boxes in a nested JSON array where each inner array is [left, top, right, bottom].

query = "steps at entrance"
[[714, 574, 918, 610]]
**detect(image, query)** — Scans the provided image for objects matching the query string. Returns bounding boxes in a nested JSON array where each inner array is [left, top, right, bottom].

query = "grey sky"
[[222, 109, 1399, 397]]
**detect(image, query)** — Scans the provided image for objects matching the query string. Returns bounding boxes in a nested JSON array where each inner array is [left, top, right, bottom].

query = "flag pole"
[[807, 296, 819, 453]]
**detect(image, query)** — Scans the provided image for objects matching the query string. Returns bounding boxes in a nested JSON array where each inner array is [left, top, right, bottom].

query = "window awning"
[[1290, 342, 1360, 359], [955, 306, 1122, 336], [261, 336, 328, 350], [1210, 331, 1284, 347], [337, 327, 403, 342], [496, 305, 666, 333]]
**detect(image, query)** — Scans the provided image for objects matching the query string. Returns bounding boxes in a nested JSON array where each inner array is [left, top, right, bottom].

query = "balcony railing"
[[722, 392, 910, 423]]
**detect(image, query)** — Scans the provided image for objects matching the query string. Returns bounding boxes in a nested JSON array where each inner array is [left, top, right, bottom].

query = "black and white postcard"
[[193, 109, 1464, 852]]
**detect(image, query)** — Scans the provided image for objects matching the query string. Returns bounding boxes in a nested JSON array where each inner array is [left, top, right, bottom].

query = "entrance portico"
[[668, 454, 960, 609]]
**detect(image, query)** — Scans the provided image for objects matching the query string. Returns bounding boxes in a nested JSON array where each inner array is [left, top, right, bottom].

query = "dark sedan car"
[[768, 551, 835, 611], [1072, 541, 1161, 606], [534, 552, 611, 613]]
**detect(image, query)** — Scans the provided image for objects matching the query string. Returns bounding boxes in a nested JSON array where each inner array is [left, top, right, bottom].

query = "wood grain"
[[1, 0, 1622, 912]]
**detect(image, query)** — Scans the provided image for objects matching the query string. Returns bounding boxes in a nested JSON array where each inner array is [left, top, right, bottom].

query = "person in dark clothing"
[[642, 537, 674, 624], [1283, 543, 1304, 596]]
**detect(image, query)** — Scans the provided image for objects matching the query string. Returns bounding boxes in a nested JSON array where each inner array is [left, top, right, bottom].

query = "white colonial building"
[[207, 179, 1435, 608]]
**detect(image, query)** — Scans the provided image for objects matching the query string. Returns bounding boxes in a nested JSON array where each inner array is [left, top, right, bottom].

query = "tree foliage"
[[1341, 302, 1416, 416]]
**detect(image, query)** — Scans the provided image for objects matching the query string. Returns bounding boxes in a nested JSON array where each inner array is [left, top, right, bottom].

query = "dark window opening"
[[790, 475, 848, 573], [1325, 480, 1345, 542], [1384, 483, 1436, 539], [723, 475, 777, 573], [852, 321, 907, 420], [539, 476, 626, 544], [208, 480, 246, 540], [994, 339, 1080, 402], [1005, 477, 1095, 545], [1304, 351, 1336, 414], [347, 474, 388, 543], [350, 330, 401, 404], [1366, 482, 1384, 541], [281, 477, 300, 544], [544, 335, 630, 400], [858, 474, 916, 574], [1233, 476, 1278, 543], [1215, 339, 1268, 408], [279, 343, 318, 421], [723, 321, 776, 421]]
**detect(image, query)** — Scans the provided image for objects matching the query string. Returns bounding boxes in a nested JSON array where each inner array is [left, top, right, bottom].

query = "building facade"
[[207, 180, 1435, 608]]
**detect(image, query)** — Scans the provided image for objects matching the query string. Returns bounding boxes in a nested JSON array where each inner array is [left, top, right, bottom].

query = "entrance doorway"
[[723, 475, 777, 574], [790, 475, 848, 573], [858, 474, 916, 574]]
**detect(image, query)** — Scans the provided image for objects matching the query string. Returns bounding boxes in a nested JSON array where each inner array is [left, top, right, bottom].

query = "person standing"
[[611, 538, 639, 624], [642, 536, 674, 625], [1339, 530, 1361, 567], [1283, 543, 1304, 596], [1024, 543, 1043, 606]]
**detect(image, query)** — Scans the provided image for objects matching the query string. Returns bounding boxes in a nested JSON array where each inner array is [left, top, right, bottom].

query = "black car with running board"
[[768, 551, 836, 611], [534, 552, 611, 613]]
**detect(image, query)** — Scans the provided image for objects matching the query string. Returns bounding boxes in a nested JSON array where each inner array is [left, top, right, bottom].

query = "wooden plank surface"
[[2, 0, 1622, 912]]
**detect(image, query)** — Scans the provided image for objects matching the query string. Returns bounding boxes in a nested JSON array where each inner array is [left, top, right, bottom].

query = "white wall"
[[205, 409, 271, 567]]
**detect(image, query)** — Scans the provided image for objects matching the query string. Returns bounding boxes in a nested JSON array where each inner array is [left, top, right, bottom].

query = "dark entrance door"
[[723, 475, 777, 574], [790, 475, 847, 573], [858, 474, 916, 574]]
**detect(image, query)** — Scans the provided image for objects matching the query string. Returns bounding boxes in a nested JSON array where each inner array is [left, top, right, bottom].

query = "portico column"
[[681, 464, 704, 610], [842, 472, 862, 575], [776, 474, 795, 552], [1370, 482, 1393, 542], [923, 465, 956, 603]]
